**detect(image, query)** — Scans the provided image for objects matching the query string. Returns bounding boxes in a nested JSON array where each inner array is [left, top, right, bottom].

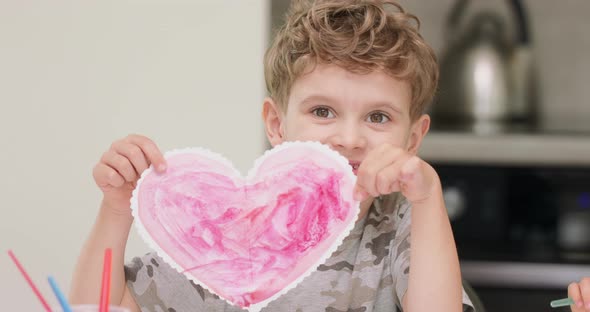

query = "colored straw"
[[550, 297, 575, 308], [99, 248, 113, 312], [48, 276, 73, 312], [7, 250, 52, 312]]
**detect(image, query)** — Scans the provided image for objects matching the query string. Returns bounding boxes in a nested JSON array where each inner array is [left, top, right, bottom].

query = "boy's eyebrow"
[[299, 95, 336, 106], [370, 102, 404, 115]]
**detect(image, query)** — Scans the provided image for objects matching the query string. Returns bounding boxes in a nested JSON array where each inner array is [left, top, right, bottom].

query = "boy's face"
[[263, 63, 430, 176]]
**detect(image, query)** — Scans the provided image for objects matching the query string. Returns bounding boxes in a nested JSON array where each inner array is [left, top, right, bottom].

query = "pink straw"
[[99, 248, 113, 312], [7, 250, 52, 312]]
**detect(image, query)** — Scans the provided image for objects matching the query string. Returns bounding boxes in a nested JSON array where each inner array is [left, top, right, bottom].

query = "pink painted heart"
[[131, 141, 359, 311]]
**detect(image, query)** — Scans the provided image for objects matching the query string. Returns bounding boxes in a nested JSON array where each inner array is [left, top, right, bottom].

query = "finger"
[[358, 164, 384, 197], [353, 185, 369, 202], [580, 278, 590, 310], [375, 166, 397, 195], [113, 142, 149, 176], [126, 135, 167, 172], [356, 166, 377, 197], [388, 181, 401, 193], [375, 154, 412, 195], [568, 282, 584, 311], [93, 163, 126, 188], [357, 147, 401, 197], [101, 150, 137, 182]]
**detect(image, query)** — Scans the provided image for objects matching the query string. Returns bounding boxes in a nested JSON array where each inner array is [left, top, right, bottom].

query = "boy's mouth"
[[349, 161, 360, 175]]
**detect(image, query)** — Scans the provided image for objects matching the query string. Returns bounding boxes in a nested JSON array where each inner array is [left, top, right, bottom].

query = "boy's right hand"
[[93, 134, 167, 216]]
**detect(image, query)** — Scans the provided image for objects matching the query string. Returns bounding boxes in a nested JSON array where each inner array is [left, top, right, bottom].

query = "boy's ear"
[[262, 97, 285, 147], [407, 114, 430, 155]]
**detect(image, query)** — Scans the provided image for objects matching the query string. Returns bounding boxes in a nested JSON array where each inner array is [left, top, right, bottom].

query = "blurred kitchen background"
[[271, 0, 590, 311]]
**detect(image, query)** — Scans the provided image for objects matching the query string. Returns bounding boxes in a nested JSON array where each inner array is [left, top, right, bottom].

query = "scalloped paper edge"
[[130, 141, 360, 312]]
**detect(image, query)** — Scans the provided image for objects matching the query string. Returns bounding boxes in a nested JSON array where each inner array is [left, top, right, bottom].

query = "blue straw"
[[48, 276, 73, 312]]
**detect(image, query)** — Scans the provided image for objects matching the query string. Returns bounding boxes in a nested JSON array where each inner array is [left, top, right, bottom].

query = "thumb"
[[398, 156, 427, 202], [399, 156, 421, 185]]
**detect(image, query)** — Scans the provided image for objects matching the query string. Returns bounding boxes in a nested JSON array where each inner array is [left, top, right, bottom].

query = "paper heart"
[[131, 141, 359, 311]]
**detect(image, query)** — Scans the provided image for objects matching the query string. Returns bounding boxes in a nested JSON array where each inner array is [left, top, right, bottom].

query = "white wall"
[[0, 1, 268, 310]]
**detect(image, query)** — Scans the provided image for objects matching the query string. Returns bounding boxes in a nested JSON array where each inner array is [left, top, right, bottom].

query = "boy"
[[69, 0, 589, 311]]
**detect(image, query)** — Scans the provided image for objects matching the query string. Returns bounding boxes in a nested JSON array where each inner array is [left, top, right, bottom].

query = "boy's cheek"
[[286, 126, 327, 142]]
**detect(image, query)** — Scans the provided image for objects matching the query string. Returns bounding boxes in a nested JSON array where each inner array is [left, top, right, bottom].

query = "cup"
[[53, 305, 130, 312]]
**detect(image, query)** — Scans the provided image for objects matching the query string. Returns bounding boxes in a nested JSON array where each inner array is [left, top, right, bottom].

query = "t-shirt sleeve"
[[390, 199, 476, 312], [124, 252, 186, 311]]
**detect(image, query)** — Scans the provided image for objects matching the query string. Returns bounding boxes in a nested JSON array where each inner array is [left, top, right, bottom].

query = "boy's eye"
[[312, 107, 334, 118], [367, 112, 390, 123]]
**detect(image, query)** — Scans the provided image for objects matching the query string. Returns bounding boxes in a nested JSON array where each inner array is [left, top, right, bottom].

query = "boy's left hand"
[[569, 278, 590, 311], [353, 143, 439, 204]]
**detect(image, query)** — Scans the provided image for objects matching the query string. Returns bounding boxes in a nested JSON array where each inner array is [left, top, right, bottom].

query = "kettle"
[[434, 0, 535, 132]]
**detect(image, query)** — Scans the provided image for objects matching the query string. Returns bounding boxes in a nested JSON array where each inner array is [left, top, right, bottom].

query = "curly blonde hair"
[[264, 0, 438, 121]]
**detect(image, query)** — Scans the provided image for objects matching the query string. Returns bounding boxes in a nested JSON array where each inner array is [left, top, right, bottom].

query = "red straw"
[[99, 248, 113, 312], [7, 250, 52, 312]]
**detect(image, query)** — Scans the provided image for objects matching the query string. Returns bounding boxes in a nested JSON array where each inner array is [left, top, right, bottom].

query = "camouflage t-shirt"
[[125, 195, 475, 312]]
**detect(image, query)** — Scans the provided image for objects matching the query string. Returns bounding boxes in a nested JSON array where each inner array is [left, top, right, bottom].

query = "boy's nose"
[[329, 123, 367, 152]]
